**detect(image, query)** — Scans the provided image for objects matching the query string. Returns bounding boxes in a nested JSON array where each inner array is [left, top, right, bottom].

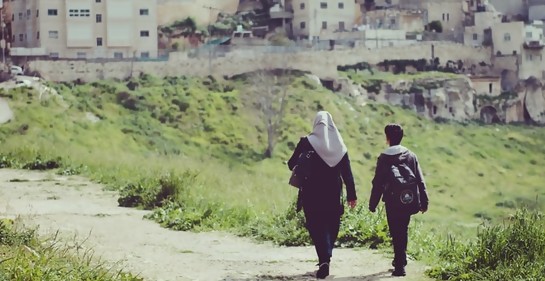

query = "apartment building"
[[291, 0, 357, 40], [9, 0, 157, 59]]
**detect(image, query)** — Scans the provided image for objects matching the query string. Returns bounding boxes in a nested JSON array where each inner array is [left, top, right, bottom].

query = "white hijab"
[[307, 111, 348, 167]]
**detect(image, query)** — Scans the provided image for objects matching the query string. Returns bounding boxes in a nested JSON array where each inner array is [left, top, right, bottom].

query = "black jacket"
[[288, 137, 357, 215], [369, 145, 429, 211]]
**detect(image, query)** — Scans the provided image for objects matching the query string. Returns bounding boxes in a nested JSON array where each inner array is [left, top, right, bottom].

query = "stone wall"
[[29, 42, 492, 82]]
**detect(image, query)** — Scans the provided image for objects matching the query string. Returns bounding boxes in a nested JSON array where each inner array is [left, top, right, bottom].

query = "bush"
[[428, 20, 443, 33], [428, 209, 545, 280]]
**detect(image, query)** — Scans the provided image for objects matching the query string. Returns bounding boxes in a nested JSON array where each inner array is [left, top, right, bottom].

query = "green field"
[[1, 72, 544, 280]]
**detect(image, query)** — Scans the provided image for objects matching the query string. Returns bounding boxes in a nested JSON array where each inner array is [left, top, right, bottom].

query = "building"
[[290, 0, 358, 40], [469, 75, 501, 96], [363, 9, 426, 32], [519, 21, 545, 79], [491, 21, 524, 56], [426, 0, 464, 35], [9, 0, 158, 60], [463, 10, 501, 46]]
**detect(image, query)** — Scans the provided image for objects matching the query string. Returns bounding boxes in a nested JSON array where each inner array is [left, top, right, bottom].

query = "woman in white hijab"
[[287, 111, 357, 279]]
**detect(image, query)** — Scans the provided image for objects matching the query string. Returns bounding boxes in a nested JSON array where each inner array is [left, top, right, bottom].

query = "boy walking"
[[368, 124, 429, 277]]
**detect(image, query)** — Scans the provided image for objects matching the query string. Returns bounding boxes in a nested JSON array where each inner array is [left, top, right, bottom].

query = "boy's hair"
[[385, 123, 404, 146]]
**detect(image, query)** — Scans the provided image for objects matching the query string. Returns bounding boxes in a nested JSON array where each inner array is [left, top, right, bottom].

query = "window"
[[526, 31, 532, 39], [447, 14, 450, 21], [18, 12, 22, 20], [114, 52, 123, 59], [141, 52, 150, 59], [339, 21, 345, 31], [504, 33, 511, 41], [96, 37, 103, 46], [77, 52, 86, 59], [488, 83, 492, 93], [11, 14, 14, 21], [48, 31, 58, 39], [139, 9, 149, 16], [48, 9, 58, 16], [96, 14, 102, 23], [473, 33, 478, 40], [320, 2, 327, 8], [49, 52, 59, 59], [37, 31, 39, 39], [300, 3, 305, 9], [140, 30, 149, 37], [442, 13, 445, 21], [69, 9, 90, 17], [26, 9, 31, 19], [338, 2, 344, 9], [19, 34, 23, 42], [300, 21, 306, 29], [96, 0, 101, 2], [322, 21, 327, 29], [36, 10, 39, 17]]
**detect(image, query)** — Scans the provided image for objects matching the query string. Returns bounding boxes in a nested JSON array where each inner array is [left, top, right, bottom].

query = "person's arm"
[[287, 137, 306, 171], [340, 154, 357, 208], [369, 155, 386, 212], [414, 155, 429, 213]]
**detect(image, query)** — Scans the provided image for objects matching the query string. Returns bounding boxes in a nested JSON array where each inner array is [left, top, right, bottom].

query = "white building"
[[9, 0, 158, 59]]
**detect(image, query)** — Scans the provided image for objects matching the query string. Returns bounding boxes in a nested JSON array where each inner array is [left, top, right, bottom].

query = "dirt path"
[[0, 169, 432, 281]]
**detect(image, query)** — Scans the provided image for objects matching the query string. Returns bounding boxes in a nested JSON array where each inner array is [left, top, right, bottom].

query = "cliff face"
[[336, 75, 545, 125]]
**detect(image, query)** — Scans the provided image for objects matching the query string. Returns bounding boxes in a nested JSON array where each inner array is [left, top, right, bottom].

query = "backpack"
[[387, 162, 420, 215], [288, 150, 316, 189]]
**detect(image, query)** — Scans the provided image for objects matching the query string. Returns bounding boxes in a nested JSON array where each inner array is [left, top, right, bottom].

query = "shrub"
[[428, 20, 443, 33], [428, 209, 545, 280]]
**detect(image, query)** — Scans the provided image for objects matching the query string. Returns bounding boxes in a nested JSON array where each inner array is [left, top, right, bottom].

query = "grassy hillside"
[[1, 73, 545, 279]]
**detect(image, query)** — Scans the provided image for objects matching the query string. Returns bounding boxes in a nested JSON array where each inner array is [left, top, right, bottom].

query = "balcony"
[[523, 40, 545, 49]]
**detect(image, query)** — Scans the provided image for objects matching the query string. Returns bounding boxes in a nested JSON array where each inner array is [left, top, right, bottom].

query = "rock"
[[85, 112, 101, 123], [523, 78, 545, 124], [0, 98, 14, 124], [305, 74, 322, 87]]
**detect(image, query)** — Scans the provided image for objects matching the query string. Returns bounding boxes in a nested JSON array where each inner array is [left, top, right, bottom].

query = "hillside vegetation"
[[1, 73, 544, 280]]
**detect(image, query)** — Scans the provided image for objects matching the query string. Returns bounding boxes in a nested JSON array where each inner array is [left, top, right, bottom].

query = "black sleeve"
[[287, 137, 307, 171], [414, 155, 429, 208], [340, 153, 357, 201], [369, 155, 386, 210]]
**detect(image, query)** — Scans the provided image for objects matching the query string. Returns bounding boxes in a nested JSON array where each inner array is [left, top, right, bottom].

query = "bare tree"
[[248, 68, 292, 158]]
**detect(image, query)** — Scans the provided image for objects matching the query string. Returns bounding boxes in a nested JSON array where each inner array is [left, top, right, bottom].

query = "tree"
[[246, 69, 292, 158], [427, 20, 443, 33]]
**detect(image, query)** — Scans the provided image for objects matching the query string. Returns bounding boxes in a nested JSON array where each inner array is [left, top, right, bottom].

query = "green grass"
[[0, 219, 141, 281], [1, 73, 545, 280]]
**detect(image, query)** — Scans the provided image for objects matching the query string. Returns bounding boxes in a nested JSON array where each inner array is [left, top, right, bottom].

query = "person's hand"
[[420, 206, 428, 214], [348, 200, 357, 209], [369, 206, 376, 213]]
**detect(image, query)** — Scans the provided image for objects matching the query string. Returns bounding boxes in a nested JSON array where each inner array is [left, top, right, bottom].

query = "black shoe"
[[392, 266, 406, 277], [316, 262, 329, 279]]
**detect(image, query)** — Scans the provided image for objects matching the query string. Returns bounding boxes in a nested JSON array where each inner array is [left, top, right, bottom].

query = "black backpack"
[[387, 162, 421, 215]]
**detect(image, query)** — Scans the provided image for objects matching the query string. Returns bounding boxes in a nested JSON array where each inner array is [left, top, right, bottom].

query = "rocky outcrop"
[[522, 78, 545, 124], [334, 75, 545, 124]]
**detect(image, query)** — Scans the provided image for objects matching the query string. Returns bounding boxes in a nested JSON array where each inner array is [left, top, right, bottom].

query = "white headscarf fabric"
[[307, 111, 348, 167]]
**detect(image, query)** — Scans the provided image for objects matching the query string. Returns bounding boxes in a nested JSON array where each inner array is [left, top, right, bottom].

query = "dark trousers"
[[386, 205, 411, 267], [304, 211, 341, 264]]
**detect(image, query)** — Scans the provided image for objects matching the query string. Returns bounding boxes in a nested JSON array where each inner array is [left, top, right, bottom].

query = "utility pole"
[[0, 2, 5, 67], [203, 3, 221, 76]]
